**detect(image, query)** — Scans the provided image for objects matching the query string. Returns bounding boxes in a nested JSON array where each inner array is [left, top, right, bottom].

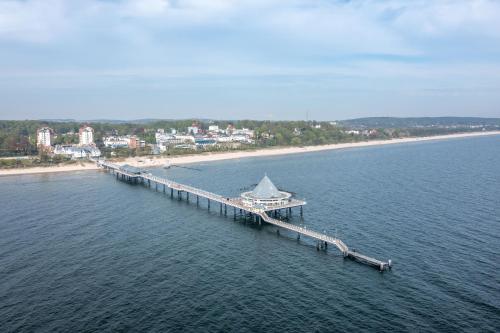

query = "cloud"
[[388, 0, 500, 38], [0, 0, 69, 42], [120, 0, 170, 17], [1, 0, 500, 101], [1, 0, 498, 44]]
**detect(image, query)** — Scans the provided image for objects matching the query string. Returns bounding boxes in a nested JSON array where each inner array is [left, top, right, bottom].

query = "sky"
[[0, 0, 500, 121]]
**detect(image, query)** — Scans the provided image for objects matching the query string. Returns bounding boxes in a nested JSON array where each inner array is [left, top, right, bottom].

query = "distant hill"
[[35, 116, 500, 127], [340, 117, 500, 128]]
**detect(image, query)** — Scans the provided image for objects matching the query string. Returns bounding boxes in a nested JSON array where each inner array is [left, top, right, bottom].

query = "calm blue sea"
[[1, 135, 499, 332]]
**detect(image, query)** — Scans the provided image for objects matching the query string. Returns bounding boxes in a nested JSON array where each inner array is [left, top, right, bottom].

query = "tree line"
[[0, 118, 495, 157]]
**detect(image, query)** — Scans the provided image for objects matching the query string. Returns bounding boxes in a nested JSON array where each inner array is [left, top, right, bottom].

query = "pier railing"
[[99, 162, 392, 271]]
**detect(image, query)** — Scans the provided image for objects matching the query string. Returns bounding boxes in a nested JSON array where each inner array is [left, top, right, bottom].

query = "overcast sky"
[[1, 0, 500, 120]]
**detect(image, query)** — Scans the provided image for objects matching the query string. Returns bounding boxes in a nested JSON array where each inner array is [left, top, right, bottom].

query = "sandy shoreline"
[[1, 131, 499, 176], [0, 163, 99, 176]]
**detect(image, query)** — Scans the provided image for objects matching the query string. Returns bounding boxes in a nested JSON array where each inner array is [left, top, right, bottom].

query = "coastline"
[[1, 131, 499, 176], [0, 163, 99, 176]]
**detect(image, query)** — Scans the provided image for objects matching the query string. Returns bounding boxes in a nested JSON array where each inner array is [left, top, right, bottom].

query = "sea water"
[[1, 135, 499, 332]]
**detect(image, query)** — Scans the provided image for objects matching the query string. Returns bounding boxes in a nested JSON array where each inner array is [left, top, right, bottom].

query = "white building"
[[216, 136, 232, 143], [103, 136, 131, 148], [175, 135, 195, 143], [187, 126, 199, 135], [208, 125, 219, 132], [241, 175, 292, 210], [79, 126, 94, 146], [215, 135, 253, 144], [84, 146, 101, 157], [233, 128, 254, 138], [232, 135, 253, 143], [157, 132, 194, 145], [37, 127, 53, 148], [155, 131, 172, 144], [54, 145, 101, 159], [156, 130, 195, 151]]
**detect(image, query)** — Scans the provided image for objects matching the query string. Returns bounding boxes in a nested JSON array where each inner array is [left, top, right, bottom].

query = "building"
[[174, 135, 195, 143], [155, 130, 172, 144], [53, 145, 101, 158], [156, 130, 195, 150], [103, 135, 140, 149], [128, 135, 139, 149], [216, 136, 232, 143], [187, 126, 199, 135], [240, 175, 292, 210], [208, 125, 219, 132], [84, 146, 101, 158], [195, 138, 216, 148], [103, 136, 129, 148], [79, 126, 94, 146], [232, 135, 253, 143], [37, 127, 53, 148], [226, 124, 235, 135], [233, 128, 254, 138]]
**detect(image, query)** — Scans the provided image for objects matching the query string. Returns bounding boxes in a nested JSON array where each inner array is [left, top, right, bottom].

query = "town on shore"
[[33, 123, 256, 160], [1, 117, 499, 170]]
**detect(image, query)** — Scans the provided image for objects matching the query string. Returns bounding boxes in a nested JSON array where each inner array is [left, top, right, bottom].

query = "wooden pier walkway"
[[99, 161, 392, 271]]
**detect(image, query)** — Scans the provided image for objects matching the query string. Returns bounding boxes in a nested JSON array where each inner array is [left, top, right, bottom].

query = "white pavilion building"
[[241, 175, 293, 210]]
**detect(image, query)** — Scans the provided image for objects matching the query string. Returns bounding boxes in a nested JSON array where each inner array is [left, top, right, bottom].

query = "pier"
[[98, 161, 392, 271]]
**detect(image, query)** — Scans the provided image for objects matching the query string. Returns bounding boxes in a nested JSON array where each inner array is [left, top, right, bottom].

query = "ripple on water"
[[1, 135, 500, 332]]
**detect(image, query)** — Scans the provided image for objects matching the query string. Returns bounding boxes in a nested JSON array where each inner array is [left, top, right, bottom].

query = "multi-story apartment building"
[[79, 126, 94, 146], [37, 127, 53, 148]]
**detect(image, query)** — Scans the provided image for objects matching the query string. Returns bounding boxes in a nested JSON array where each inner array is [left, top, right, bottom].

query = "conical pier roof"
[[251, 175, 286, 199]]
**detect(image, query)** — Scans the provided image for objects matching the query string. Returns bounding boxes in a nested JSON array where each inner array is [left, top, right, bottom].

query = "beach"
[[1, 131, 500, 176], [0, 162, 99, 176]]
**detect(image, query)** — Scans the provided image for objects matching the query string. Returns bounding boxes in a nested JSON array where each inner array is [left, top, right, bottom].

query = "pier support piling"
[[97, 163, 390, 272]]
